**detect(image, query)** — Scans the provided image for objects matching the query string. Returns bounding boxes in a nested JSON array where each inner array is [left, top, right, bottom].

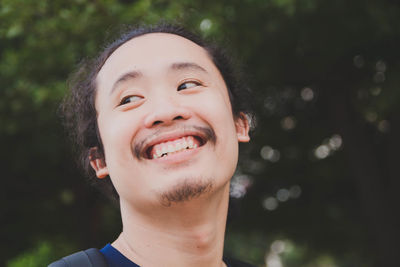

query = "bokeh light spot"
[[365, 111, 378, 122], [373, 72, 385, 83], [289, 185, 302, 198], [266, 253, 283, 267], [60, 190, 75, 205], [281, 116, 296, 130], [230, 174, 253, 198], [271, 240, 286, 254], [370, 87, 382, 96], [300, 87, 314, 101], [328, 134, 342, 150], [199, 19, 212, 32], [378, 120, 390, 133], [376, 60, 387, 72], [315, 145, 330, 159], [276, 188, 290, 202], [263, 197, 279, 211], [260, 146, 281, 162]]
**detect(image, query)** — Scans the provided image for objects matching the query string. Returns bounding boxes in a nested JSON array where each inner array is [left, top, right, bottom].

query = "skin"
[[90, 33, 250, 267]]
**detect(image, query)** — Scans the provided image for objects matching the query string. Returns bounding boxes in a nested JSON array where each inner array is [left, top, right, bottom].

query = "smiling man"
[[51, 24, 255, 267]]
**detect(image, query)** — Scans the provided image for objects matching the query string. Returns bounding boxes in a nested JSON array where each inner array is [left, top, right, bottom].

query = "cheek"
[[190, 89, 239, 157], [97, 113, 149, 197], [195, 89, 236, 134], [97, 113, 140, 163]]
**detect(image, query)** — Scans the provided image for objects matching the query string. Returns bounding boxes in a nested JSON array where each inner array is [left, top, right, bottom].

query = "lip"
[[140, 128, 208, 160]]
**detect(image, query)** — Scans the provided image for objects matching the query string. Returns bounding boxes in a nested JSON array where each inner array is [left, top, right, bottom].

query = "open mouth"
[[144, 135, 206, 160]]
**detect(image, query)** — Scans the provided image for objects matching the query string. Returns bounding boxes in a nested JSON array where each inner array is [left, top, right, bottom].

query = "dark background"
[[1, 0, 399, 266]]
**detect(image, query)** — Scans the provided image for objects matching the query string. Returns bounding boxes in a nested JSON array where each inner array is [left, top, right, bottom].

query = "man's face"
[[93, 33, 249, 209]]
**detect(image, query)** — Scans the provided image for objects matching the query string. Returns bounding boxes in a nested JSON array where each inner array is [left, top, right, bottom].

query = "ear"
[[235, 112, 250, 143], [89, 147, 109, 179]]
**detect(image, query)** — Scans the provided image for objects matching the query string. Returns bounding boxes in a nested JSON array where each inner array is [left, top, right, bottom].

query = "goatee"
[[159, 178, 214, 207]]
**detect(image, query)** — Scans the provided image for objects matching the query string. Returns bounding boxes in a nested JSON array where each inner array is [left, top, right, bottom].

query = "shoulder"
[[48, 248, 107, 267], [224, 256, 257, 267]]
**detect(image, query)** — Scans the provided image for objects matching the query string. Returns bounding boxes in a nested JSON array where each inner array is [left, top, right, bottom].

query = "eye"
[[119, 95, 143, 106], [177, 81, 201, 91]]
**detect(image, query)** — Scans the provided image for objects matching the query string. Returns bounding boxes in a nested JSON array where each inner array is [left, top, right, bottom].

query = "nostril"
[[144, 108, 191, 128], [150, 116, 183, 127]]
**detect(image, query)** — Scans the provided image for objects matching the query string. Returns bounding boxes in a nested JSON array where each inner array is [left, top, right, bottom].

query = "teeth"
[[188, 139, 194, 149], [175, 142, 182, 151], [151, 136, 200, 159]]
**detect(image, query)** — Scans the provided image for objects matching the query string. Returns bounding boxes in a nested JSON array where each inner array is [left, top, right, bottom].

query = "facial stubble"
[[159, 177, 214, 207]]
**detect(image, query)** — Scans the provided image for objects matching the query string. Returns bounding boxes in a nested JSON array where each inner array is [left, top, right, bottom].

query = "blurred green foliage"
[[7, 242, 53, 267], [1, 0, 399, 266], [7, 242, 75, 267]]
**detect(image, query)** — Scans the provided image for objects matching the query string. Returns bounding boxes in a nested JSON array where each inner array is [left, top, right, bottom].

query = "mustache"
[[133, 125, 217, 160]]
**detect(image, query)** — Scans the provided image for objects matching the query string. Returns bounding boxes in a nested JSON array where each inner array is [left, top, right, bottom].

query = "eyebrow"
[[110, 71, 143, 95], [110, 62, 208, 95], [170, 62, 208, 73]]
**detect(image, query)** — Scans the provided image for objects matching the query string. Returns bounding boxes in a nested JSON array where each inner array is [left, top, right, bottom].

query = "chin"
[[157, 176, 215, 207]]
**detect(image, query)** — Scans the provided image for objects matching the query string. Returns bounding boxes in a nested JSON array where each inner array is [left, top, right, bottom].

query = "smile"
[[150, 136, 201, 159], [137, 126, 216, 160], [140, 129, 211, 160]]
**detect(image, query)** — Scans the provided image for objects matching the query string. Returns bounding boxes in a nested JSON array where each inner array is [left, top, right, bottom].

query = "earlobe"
[[89, 147, 109, 179], [235, 112, 250, 143]]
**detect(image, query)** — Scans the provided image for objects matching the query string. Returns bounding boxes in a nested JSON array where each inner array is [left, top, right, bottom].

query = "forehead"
[[97, 33, 217, 89]]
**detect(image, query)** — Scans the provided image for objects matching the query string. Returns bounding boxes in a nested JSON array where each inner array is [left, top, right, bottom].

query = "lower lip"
[[149, 145, 204, 164]]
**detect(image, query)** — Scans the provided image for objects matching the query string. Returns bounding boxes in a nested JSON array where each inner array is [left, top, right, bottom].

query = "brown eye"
[[119, 95, 143, 105], [177, 81, 201, 91]]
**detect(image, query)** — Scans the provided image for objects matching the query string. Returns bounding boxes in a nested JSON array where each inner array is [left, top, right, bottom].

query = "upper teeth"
[[152, 136, 198, 159]]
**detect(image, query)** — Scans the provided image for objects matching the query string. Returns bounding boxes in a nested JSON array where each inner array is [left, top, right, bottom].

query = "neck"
[[113, 184, 230, 267]]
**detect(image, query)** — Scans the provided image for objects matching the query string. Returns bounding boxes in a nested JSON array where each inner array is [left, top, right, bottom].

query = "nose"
[[143, 96, 191, 128]]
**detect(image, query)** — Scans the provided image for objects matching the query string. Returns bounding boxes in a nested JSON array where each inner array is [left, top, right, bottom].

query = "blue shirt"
[[100, 243, 140, 267], [100, 243, 232, 267]]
